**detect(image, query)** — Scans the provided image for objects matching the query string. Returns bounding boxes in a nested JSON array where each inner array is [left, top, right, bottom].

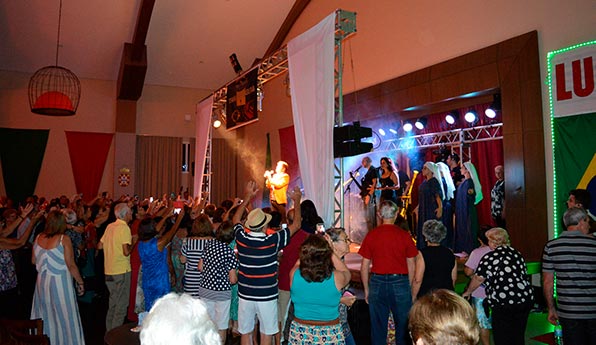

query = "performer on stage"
[[264, 161, 290, 222], [447, 153, 464, 188], [491, 165, 506, 228], [395, 162, 411, 206], [454, 161, 482, 255], [437, 162, 456, 250], [361, 157, 379, 230], [416, 162, 443, 250], [379, 157, 399, 204]]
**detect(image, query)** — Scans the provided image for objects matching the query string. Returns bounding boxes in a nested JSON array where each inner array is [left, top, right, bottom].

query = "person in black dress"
[[378, 157, 399, 204], [411, 219, 457, 299]]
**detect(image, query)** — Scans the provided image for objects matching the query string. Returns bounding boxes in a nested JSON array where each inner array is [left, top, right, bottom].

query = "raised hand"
[[288, 186, 302, 202], [244, 181, 259, 200]]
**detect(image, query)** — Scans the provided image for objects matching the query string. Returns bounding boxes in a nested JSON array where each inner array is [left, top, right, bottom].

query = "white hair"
[[113, 203, 130, 220], [61, 208, 77, 225], [140, 293, 221, 345]]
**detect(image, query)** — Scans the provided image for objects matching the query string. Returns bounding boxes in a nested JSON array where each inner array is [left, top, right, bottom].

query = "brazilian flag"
[[553, 113, 596, 229]]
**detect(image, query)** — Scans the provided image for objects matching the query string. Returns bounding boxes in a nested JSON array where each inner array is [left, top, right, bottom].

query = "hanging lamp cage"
[[29, 65, 81, 115], [28, 0, 81, 116]]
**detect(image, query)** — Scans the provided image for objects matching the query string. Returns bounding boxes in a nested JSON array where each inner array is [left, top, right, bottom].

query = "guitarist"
[[361, 157, 379, 229]]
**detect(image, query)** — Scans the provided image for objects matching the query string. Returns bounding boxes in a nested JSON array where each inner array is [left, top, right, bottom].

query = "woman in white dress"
[[31, 210, 86, 345]]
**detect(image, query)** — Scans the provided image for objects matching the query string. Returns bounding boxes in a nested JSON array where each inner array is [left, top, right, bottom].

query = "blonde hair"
[[409, 289, 480, 345], [486, 227, 510, 247]]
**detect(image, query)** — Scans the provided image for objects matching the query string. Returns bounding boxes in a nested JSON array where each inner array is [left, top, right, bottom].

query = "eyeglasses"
[[335, 237, 352, 244]]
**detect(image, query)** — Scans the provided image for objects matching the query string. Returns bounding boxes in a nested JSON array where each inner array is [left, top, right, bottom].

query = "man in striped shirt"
[[232, 181, 302, 345], [542, 207, 596, 345]]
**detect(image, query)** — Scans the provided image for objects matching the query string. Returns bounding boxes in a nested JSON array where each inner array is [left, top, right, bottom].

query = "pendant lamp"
[[28, 0, 80, 116]]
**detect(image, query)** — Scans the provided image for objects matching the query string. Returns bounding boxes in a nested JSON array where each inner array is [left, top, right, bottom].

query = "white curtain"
[[288, 12, 336, 225], [193, 96, 213, 198]]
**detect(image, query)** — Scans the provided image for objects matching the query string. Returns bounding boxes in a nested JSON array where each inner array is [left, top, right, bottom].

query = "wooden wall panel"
[[342, 31, 547, 260]]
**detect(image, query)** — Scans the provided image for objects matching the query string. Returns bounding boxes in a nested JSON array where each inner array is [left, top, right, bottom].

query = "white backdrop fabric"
[[193, 96, 213, 198], [288, 12, 336, 225]]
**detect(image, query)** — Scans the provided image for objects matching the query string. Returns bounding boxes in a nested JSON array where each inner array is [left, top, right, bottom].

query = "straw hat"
[[245, 208, 272, 231]]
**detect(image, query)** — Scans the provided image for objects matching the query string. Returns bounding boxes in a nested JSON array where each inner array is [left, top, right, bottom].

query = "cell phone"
[[149, 197, 154, 203], [174, 208, 182, 215], [316, 223, 325, 234]]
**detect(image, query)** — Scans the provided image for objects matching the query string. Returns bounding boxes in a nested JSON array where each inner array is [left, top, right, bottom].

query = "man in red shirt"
[[359, 200, 418, 345]]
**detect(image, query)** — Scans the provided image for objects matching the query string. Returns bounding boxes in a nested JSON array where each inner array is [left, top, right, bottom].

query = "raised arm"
[[287, 186, 302, 235], [158, 208, 185, 252], [232, 181, 259, 225], [0, 211, 43, 250], [332, 252, 351, 290]]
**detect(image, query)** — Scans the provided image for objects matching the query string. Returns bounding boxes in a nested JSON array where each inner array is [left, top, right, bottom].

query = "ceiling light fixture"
[[28, 0, 81, 116]]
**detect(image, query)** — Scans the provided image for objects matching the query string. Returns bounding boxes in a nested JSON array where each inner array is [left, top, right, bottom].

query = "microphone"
[[351, 166, 362, 174]]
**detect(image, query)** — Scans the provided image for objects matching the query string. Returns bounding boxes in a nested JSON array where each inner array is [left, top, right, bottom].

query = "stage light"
[[485, 94, 501, 119], [403, 121, 413, 132], [379, 128, 386, 136], [415, 117, 427, 130], [213, 119, 222, 128], [389, 128, 398, 135], [464, 110, 478, 124], [445, 110, 459, 125]]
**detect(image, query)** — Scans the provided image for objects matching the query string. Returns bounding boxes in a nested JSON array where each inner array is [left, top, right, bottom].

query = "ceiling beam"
[[262, 0, 310, 59], [117, 0, 155, 101]]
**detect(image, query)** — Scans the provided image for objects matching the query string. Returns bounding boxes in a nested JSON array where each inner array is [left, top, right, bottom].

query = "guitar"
[[348, 171, 368, 199]]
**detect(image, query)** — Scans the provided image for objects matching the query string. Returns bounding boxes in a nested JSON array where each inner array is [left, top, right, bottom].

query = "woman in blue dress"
[[416, 162, 443, 249], [454, 161, 483, 255], [137, 208, 185, 312]]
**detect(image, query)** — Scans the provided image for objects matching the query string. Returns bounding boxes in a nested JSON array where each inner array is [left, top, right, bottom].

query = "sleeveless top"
[[418, 245, 455, 298], [291, 269, 340, 321], [380, 174, 397, 202]]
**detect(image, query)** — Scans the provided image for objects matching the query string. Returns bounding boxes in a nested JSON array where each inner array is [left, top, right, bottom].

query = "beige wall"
[[0, 69, 211, 199]]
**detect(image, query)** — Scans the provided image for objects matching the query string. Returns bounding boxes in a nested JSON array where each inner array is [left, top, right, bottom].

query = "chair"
[[0, 318, 50, 345]]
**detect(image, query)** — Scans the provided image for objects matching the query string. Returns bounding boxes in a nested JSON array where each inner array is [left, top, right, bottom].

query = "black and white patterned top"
[[475, 245, 533, 307], [181, 238, 212, 297], [198, 239, 239, 301], [490, 179, 505, 219]]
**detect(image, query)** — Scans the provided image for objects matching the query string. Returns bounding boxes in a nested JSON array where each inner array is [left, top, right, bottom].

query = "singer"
[[264, 161, 290, 222]]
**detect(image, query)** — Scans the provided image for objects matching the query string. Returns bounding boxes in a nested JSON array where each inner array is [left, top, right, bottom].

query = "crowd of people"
[[0, 163, 595, 345]]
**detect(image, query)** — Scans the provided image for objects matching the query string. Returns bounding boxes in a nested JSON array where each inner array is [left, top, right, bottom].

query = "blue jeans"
[[368, 274, 412, 345]]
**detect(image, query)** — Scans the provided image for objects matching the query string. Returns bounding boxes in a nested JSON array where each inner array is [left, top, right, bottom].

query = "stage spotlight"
[[485, 94, 501, 119], [445, 111, 459, 125], [379, 128, 386, 136], [213, 119, 222, 128], [403, 121, 413, 132], [464, 110, 478, 124], [415, 117, 427, 130], [389, 128, 398, 135]]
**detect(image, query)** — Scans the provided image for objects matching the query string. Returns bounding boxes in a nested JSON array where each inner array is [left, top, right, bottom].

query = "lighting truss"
[[210, 10, 357, 115], [373, 123, 503, 152]]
